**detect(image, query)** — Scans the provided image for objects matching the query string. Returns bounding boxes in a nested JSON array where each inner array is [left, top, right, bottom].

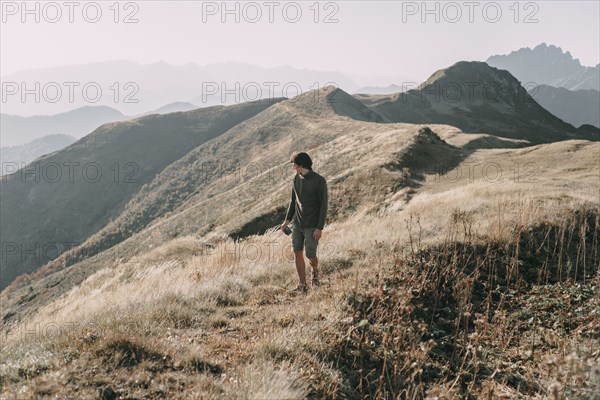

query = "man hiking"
[[280, 152, 328, 294]]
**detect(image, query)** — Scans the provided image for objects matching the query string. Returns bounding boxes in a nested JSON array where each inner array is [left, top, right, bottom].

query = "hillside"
[[528, 85, 600, 128], [1, 85, 598, 399], [1, 122, 597, 398], [0, 99, 283, 290], [0, 86, 466, 322], [24, 88, 378, 270], [356, 61, 599, 143]]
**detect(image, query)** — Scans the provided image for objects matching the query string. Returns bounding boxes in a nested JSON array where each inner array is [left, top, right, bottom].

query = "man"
[[280, 152, 328, 294]]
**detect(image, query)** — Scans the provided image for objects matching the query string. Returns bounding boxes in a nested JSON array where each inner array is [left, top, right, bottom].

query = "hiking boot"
[[287, 282, 308, 295], [311, 273, 320, 289]]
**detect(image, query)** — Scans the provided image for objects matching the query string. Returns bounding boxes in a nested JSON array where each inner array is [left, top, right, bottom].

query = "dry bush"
[[327, 206, 599, 399]]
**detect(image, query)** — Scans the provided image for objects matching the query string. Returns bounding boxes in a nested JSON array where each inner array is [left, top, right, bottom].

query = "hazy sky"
[[1, 0, 599, 84]]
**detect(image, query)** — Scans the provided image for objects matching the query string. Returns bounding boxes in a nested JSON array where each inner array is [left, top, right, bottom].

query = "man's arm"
[[316, 177, 328, 230], [285, 185, 296, 223]]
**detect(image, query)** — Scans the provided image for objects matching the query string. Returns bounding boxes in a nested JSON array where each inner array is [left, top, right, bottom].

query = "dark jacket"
[[285, 169, 328, 230]]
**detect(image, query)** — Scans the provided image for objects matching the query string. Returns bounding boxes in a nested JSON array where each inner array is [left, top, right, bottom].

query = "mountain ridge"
[[1, 106, 126, 147], [356, 61, 598, 143], [487, 43, 600, 91]]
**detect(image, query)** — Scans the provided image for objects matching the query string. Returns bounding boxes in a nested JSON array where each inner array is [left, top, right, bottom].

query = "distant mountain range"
[[1, 60, 358, 116], [353, 84, 404, 95], [1, 106, 126, 147], [487, 43, 599, 91], [4, 44, 597, 146], [0, 134, 76, 175], [143, 102, 198, 115], [1, 102, 201, 148]]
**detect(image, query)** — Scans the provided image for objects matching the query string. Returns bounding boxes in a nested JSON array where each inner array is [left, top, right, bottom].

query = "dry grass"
[[1, 138, 598, 398], [3, 204, 597, 398], [334, 202, 599, 398]]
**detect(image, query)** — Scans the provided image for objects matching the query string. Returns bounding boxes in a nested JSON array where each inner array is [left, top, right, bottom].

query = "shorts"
[[291, 224, 319, 259]]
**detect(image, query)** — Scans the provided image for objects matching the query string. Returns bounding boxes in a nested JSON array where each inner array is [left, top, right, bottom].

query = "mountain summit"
[[356, 61, 597, 143]]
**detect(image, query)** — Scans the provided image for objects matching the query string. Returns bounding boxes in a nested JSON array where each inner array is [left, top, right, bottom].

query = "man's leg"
[[291, 224, 307, 288], [309, 256, 320, 287], [306, 228, 320, 287], [295, 251, 307, 284], [308, 257, 318, 277]]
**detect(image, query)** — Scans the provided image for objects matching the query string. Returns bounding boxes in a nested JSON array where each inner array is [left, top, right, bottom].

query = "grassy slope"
[[0, 88, 477, 329], [1, 88, 599, 399], [0, 99, 283, 290]]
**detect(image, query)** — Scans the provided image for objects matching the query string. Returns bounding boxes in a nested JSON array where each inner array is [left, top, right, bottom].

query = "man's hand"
[[313, 228, 322, 241], [280, 220, 291, 231]]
